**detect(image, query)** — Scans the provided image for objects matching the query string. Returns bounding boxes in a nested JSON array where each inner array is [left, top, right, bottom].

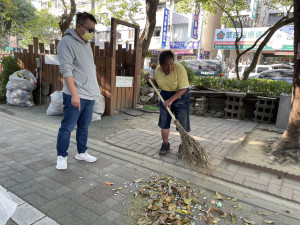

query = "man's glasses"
[[80, 24, 95, 33]]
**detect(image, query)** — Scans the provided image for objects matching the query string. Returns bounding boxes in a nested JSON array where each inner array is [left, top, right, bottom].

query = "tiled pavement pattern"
[[0, 103, 300, 204], [0, 115, 151, 225], [0, 109, 300, 225], [105, 116, 300, 204]]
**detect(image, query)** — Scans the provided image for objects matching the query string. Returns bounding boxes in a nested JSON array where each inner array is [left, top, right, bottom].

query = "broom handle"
[[148, 79, 176, 121]]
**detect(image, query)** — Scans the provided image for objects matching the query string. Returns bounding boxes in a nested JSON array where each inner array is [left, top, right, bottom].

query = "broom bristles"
[[174, 120, 210, 168]]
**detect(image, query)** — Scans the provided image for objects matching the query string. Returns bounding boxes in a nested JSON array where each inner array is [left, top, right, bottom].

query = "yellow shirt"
[[154, 62, 189, 92]]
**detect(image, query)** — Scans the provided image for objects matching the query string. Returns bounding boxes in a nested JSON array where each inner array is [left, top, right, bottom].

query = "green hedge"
[[0, 55, 20, 100], [192, 76, 292, 97]]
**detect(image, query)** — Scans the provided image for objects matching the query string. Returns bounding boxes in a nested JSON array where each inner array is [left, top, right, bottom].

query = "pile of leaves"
[[135, 174, 244, 225], [192, 76, 292, 98]]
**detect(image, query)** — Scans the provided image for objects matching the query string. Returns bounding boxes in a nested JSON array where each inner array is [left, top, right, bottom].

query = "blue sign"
[[192, 7, 200, 39], [170, 41, 200, 49], [161, 8, 169, 48]]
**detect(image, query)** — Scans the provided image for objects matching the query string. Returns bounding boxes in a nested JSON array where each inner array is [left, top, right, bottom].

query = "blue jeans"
[[57, 93, 95, 157], [158, 89, 191, 132]]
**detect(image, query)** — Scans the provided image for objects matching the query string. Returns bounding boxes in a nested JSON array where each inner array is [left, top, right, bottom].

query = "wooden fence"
[[14, 18, 141, 115]]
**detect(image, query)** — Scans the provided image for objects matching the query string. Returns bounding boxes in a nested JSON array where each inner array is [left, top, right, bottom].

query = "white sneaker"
[[75, 152, 97, 163], [56, 156, 67, 170]]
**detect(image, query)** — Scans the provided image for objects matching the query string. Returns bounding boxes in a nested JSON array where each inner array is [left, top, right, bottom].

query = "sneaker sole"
[[56, 166, 67, 170], [75, 155, 97, 163]]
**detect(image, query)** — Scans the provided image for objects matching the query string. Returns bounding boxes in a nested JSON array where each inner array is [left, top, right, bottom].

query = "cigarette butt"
[[105, 182, 113, 185]]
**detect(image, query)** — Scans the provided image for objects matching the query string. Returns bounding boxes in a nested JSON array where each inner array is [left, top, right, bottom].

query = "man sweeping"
[[145, 50, 190, 158], [56, 12, 100, 170]]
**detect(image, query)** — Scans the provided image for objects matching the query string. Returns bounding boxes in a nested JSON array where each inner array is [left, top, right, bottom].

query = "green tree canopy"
[[19, 9, 60, 48]]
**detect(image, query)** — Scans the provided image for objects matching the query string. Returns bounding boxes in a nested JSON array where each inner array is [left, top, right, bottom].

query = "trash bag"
[[46, 91, 64, 116], [93, 94, 105, 115], [0, 186, 18, 225], [6, 70, 37, 91], [92, 112, 101, 122], [6, 89, 35, 107]]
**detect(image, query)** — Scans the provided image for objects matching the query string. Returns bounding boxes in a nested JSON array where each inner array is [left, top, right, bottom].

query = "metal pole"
[[197, 11, 205, 59]]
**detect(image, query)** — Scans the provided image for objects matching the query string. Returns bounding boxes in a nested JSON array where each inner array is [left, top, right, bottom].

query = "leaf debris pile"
[[135, 174, 240, 225]]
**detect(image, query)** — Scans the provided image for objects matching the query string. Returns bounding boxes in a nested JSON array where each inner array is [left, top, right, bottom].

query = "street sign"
[[251, 0, 259, 19], [5, 47, 13, 51], [161, 8, 169, 48]]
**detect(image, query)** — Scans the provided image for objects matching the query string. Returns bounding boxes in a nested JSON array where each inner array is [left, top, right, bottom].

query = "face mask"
[[82, 31, 94, 41]]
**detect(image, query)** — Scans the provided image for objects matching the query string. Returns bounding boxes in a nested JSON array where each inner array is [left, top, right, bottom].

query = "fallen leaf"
[[275, 212, 280, 216], [230, 213, 236, 225], [211, 200, 216, 205], [116, 187, 123, 190], [134, 178, 142, 183], [258, 211, 268, 216], [200, 215, 206, 221], [182, 209, 189, 214], [155, 201, 163, 208], [209, 207, 217, 213], [150, 192, 159, 199], [186, 180, 190, 184], [264, 220, 274, 224], [285, 210, 291, 214], [237, 204, 242, 210], [165, 196, 172, 203], [212, 219, 218, 224], [133, 192, 138, 197], [245, 194, 254, 198], [243, 218, 256, 224], [225, 197, 232, 200], [200, 189, 206, 195], [221, 213, 227, 218], [183, 198, 192, 205], [198, 205, 202, 211], [232, 198, 238, 202], [214, 192, 223, 200]]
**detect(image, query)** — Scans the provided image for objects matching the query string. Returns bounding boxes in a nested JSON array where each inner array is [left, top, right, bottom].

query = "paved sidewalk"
[[105, 115, 300, 204], [0, 110, 300, 225], [1, 103, 300, 203]]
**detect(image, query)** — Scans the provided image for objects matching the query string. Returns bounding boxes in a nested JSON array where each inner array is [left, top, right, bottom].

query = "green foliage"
[[192, 77, 292, 97], [179, 61, 195, 84], [141, 70, 147, 86], [19, 10, 60, 48], [0, 55, 20, 100], [0, 0, 36, 49], [97, 0, 142, 25]]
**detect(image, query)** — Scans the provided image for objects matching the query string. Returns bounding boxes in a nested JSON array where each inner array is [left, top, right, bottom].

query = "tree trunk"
[[272, 0, 300, 162], [59, 0, 76, 36], [140, 0, 159, 69], [242, 17, 294, 80]]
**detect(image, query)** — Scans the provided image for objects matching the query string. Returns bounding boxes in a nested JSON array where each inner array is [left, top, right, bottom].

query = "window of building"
[[153, 27, 161, 37], [267, 13, 283, 26]]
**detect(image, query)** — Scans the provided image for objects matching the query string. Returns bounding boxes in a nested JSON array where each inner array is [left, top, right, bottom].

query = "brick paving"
[[105, 114, 300, 204]]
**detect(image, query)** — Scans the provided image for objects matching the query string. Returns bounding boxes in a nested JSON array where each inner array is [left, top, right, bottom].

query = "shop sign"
[[192, 7, 200, 39], [151, 50, 160, 55], [251, 0, 259, 19], [214, 26, 294, 50], [174, 49, 194, 55], [170, 41, 200, 49], [274, 51, 294, 56], [161, 8, 169, 48]]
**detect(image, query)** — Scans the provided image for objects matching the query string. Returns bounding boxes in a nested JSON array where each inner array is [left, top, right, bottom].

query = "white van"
[[228, 64, 292, 79], [229, 65, 272, 79]]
